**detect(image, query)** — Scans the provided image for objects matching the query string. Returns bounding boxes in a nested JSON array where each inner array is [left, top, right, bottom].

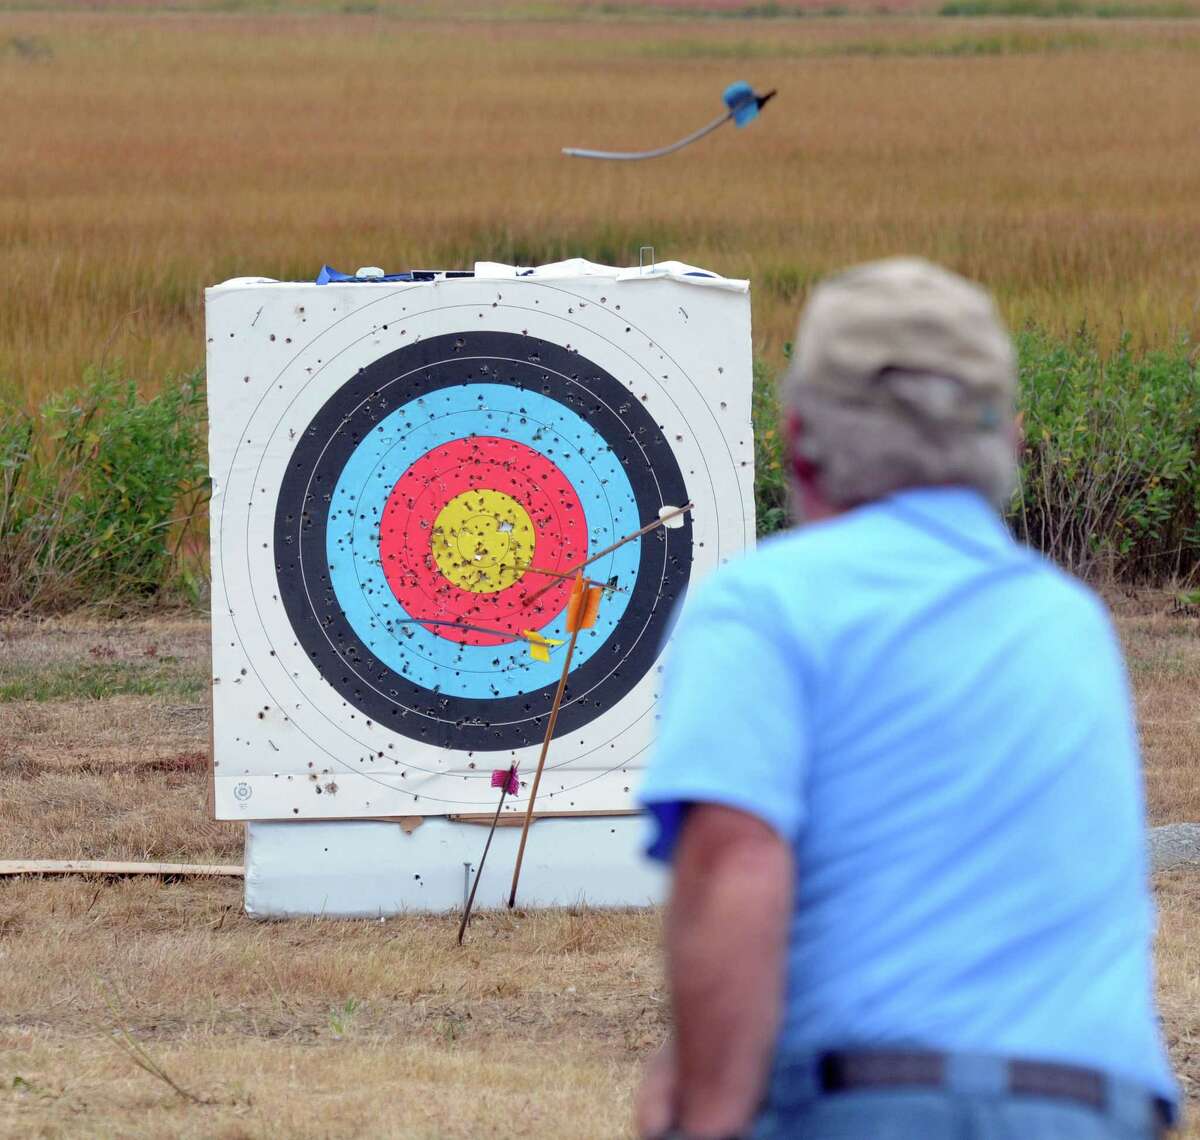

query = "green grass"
[[0, 661, 207, 702], [0, 0, 838, 14], [833, 30, 1103, 54], [640, 30, 1106, 59], [595, 2, 850, 16], [1127, 653, 1196, 678], [939, 0, 1199, 16]]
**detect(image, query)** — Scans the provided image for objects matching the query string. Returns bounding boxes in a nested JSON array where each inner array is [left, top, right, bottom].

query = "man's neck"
[[791, 477, 842, 525]]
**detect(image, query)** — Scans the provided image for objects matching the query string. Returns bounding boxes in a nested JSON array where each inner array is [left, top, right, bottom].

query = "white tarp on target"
[[206, 261, 754, 822]]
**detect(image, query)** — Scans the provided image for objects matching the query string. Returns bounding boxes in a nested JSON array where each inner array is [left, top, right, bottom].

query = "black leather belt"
[[817, 1050, 1174, 1129]]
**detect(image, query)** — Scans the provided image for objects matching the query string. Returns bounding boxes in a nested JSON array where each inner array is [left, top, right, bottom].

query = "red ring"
[[379, 437, 586, 645]]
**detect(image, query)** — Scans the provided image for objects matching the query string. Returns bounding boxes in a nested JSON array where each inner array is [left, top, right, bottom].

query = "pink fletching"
[[492, 768, 519, 795]]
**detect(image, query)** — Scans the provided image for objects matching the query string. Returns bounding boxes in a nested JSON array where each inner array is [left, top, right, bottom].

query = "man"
[[636, 259, 1178, 1140]]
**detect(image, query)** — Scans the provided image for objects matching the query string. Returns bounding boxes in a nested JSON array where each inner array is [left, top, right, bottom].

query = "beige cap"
[[790, 257, 1016, 431]]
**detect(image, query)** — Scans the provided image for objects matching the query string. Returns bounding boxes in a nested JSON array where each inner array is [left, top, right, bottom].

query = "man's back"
[[642, 485, 1173, 1097], [636, 260, 1176, 1140]]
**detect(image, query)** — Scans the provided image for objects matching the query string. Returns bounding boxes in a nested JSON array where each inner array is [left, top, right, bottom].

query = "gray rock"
[[1149, 823, 1200, 871]]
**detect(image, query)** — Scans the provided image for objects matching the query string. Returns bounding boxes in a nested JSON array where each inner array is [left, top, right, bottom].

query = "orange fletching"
[[580, 585, 602, 629], [566, 577, 603, 632], [565, 576, 585, 632]]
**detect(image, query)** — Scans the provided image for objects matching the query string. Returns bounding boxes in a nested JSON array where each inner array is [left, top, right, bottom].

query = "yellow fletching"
[[522, 629, 563, 663]]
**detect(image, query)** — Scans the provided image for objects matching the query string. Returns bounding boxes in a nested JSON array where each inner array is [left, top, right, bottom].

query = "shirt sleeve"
[[638, 570, 811, 862]]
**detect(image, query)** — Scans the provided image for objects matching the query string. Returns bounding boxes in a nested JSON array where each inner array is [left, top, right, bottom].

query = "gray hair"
[[783, 367, 1018, 510]]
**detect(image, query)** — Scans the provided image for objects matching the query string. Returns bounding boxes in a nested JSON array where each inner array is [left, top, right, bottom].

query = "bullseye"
[[432, 490, 535, 593], [378, 435, 586, 647]]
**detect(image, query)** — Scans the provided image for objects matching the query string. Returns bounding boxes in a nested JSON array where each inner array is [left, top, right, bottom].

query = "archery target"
[[206, 267, 754, 821]]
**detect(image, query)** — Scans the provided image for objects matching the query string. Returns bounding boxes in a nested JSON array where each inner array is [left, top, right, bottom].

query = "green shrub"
[[1, 331, 1195, 615], [1012, 330, 1200, 582], [753, 357, 789, 538], [0, 369, 209, 613], [754, 331, 1200, 584]]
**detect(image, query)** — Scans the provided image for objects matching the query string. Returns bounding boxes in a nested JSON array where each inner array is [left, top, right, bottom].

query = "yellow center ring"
[[431, 489, 536, 594]]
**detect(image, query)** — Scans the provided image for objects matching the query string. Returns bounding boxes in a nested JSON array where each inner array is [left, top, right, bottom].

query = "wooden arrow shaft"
[[506, 620, 583, 908], [521, 503, 693, 607], [515, 562, 628, 593], [457, 772, 513, 945]]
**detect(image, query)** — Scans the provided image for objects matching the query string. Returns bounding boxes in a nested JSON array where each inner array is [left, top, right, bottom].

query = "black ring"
[[274, 330, 692, 751]]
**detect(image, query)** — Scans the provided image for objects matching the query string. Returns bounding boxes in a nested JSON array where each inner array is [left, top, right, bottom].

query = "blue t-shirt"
[[640, 486, 1175, 1099]]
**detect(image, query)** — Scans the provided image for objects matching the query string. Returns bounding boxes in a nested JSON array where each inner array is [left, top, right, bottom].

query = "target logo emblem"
[[206, 273, 753, 820]]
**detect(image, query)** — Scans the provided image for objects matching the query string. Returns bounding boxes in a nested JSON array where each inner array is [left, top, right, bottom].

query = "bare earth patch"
[[0, 605, 1196, 1136], [0, 616, 236, 863], [1109, 594, 1200, 825]]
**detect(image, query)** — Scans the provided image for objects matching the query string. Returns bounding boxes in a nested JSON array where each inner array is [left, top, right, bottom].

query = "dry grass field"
[[2, 3, 1199, 1137], [3, 3, 1200, 405], [0, 601, 1197, 1138]]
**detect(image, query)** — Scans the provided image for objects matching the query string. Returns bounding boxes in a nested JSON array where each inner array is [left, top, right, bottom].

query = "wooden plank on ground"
[[0, 860, 244, 878], [447, 809, 638, 826]]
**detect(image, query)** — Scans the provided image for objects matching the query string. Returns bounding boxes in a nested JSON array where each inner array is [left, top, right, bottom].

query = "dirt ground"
[[0, 602, 1197, 1138]]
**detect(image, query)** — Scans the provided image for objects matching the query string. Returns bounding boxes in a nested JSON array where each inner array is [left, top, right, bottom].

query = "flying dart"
[[563, 81, 776, 162]]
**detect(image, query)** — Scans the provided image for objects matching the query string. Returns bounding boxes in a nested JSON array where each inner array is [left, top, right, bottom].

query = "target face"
[[276, 331, 692, 752], [207, 269, 754, 820]]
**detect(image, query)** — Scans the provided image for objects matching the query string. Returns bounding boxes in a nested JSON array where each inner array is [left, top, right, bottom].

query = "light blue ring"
[[326, 384, 641, 699]]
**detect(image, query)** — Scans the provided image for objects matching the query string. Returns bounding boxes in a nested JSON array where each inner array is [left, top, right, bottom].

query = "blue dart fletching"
[[724, 81, 761, 127]]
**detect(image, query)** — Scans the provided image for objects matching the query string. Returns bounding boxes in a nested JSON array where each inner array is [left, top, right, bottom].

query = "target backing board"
[[206, 260, 754, 821]]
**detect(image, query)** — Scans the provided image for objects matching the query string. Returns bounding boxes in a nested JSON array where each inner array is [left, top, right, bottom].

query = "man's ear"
[[786, 410, 821, 488], [1011, 410, 1026, 456]]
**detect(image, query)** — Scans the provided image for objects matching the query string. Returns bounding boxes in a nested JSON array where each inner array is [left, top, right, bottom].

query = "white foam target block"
[[244, 817, 666, 917], [206, 261, 754, 822]]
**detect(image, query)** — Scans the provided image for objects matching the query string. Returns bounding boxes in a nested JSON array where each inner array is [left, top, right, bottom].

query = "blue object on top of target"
[[315, 265, 475, 285]]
